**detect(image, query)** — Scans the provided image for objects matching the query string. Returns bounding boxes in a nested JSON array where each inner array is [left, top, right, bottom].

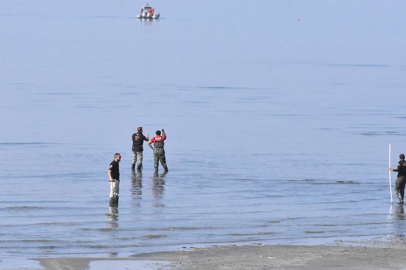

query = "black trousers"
[[395, 176, 406, 200]]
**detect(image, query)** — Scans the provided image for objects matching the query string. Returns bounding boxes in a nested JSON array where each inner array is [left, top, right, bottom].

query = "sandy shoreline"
[[17, 244, 405, 270], [133, 244, 406, 270]]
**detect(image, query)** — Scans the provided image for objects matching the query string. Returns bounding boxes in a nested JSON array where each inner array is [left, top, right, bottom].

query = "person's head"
[[156, 130, 161, 135], [400, 154, 405, 160], [114, 153, 121, 162], [137, 127, 143, 133]]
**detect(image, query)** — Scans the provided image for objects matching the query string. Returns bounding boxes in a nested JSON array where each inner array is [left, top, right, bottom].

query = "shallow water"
[[1, 0, 406, 267]]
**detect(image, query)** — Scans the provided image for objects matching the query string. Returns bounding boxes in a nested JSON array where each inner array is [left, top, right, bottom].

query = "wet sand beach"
[[31, 244, 406, 270], [136, 244, 406, 270]]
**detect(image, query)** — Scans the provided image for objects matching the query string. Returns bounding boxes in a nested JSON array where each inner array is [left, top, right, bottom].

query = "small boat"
[[137, 3, 160, 19]]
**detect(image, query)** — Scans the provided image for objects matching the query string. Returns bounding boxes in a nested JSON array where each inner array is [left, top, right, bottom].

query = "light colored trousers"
[[109, 179, 120, 197], [132, 151, 143, 167]]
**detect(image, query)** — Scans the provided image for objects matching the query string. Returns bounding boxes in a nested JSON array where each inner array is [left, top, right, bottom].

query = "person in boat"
[[140, 8, 143, 15], [390, 153, 406, 203], [148, 8, 153, 16]]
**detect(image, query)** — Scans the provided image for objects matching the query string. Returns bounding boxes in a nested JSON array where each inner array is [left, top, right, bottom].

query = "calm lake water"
[[1, 0, 406, 268]]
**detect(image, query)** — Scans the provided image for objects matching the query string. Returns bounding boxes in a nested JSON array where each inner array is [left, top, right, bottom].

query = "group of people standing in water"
[[108, 127, 168, 207]]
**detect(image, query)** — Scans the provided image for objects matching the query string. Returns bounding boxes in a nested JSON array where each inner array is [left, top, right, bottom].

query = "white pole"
[[389, 144, 393, 204]]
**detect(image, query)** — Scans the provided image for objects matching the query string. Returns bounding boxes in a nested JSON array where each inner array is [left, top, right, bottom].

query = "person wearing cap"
[[390, 153, 406, 204], [131, 127, 149, 171], [148, 129, 168, 172]]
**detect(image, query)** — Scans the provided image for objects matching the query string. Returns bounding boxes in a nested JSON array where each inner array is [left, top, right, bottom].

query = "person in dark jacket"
[[131, 127, 149, 171], [390, 153, 406, 203]]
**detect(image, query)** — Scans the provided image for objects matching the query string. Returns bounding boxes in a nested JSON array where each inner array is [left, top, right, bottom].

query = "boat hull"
[[137, 12, 160, 19]]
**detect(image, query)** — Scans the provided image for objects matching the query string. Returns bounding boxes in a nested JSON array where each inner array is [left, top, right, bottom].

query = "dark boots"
[[109, 197, 114, 207], [109, 195, 119, 207], [396, 191, 403, 203]]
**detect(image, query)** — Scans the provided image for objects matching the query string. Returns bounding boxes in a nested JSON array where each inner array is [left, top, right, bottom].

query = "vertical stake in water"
[[389, 144, 393, 204]]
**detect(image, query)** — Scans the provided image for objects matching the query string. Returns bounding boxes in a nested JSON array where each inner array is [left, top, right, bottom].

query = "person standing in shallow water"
[[148, 129, 168, 172], [389, 153, 406, 204], [108, 153, 121, 207], [131, 127, 149, 171]]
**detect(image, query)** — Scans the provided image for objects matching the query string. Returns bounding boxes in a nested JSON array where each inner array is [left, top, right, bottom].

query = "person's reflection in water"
[[131, 170, 143, 208], [131, 170, 143, 200], [392, 204, 406, 243], [152, 170, 166, 201], [106, 207, 119, 229], [395, 204, 405, 220]]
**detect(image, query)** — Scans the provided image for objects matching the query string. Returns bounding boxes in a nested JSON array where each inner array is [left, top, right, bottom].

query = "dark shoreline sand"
[[32, 244, 406, 270]]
